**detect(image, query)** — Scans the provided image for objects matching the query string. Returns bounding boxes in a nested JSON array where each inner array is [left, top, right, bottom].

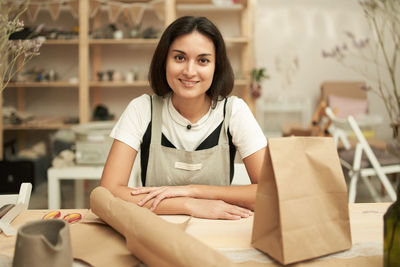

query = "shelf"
[[177, 3, 244, 11], [90, 80, 248, 88], [4, 124, 73, 130], [4, 117, 76, 130], [88, 37, 247, 45], [43, 39, 79, 45], [90, 81, 149, 87], [176, 0, 247, 4], [234, 79, 249, 86], [6, 82, 78, 88], [225, 37, 248, 44], [89, 39, 159, 45], [11, 39, 78, 45], [177, 0, 213, 3]]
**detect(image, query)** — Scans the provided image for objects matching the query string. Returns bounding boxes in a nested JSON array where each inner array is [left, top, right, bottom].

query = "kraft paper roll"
[[90, 186, 235, 267]]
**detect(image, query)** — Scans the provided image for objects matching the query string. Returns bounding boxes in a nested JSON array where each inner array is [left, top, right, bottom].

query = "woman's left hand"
[[131, 186, 195, 210]]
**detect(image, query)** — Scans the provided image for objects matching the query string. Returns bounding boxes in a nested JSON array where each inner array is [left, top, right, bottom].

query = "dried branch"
[[0, 0, 42, 92], [323, 0, 400, 125]]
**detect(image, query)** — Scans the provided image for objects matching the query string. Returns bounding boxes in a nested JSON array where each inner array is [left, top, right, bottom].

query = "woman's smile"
[[179, 79, 199, 88]]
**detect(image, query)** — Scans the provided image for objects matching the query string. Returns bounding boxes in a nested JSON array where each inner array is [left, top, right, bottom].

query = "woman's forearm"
[[102, 184, 192, 215], [129, 183, 258, 211], [190, 184, 258, 210], [100, 184, 252, 219]]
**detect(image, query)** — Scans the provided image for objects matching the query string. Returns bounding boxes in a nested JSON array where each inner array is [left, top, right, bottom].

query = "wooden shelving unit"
[[6, 82, 78, 88], [0, 0, 256, 158], [89, 79, 248, 88], [88, 0, 256, 112], [89, 37, 248, 45], [4, 117, 76, 130], [89, 81, 149, 87]]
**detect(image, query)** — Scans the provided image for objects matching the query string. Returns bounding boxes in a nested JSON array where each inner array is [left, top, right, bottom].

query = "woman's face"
[[166, 31, 215, 101]]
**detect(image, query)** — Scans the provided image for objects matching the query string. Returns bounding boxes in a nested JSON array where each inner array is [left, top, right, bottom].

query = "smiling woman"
[[100, 16, 267, 220]]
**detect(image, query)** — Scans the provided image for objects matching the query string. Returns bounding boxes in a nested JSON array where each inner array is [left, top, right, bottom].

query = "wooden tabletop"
[[0, 203, 390, 266]]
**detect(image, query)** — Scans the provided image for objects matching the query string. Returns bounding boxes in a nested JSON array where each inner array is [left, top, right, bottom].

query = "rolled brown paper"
[[90, 186, 235, 267]]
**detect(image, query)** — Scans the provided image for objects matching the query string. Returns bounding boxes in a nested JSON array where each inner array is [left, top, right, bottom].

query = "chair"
[[320, 81, 369, 120], [282, 80, 365, 138], [321, 80, 386, 142], [0, 183, 32, 207], [282, 100, 332, 137], [324, 107, 352, 150], [0, 183, 31, 236], [326, 107, 400, 203]]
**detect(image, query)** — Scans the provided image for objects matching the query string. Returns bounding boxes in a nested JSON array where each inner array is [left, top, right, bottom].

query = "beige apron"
[[145, 95, 234, 186]]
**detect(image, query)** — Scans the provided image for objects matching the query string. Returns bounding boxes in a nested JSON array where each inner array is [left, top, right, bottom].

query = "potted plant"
[[250, 67, 269, 98]]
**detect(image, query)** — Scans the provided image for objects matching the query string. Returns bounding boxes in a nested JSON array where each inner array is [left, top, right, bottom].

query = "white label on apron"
[[174, 162, 202, 171]]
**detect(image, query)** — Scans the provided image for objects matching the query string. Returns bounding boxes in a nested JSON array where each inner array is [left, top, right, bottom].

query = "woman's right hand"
[[184, 198, 253, 220]]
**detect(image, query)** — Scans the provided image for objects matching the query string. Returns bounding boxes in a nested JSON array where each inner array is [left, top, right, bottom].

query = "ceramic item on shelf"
[[69, 77, 78, 84], [12, 219, 73, 267], [113, 30, 123, 40], [125, 71, 134, 83], [113, 71, 121, 82], [130, 29, 139, 38], [48, 69, 56, 81], [97, 71, 104, 82], [212, 0, 234, 6], [132, 67, 139, 81], [44, 69, 57, 82], [141, 26, 159, 39], [107, 70, 114, 82]]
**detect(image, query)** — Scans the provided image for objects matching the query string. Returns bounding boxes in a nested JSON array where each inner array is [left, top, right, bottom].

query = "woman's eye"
[[174, 55, 185, 61], [199, 58, 210, 64]]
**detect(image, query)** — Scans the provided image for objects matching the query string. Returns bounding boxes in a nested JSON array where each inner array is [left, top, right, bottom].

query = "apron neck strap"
[[219, 96, 235, 144], [150, 95, 163, 144]]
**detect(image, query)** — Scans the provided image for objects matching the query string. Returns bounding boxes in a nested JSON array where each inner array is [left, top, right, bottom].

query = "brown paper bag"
[[251, 137, 352, 265]]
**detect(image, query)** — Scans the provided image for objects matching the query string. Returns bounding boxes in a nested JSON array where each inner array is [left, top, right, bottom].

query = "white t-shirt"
[[110, 94, 267, 159]]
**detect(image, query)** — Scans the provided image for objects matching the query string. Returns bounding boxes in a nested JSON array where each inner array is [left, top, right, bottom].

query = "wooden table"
[[0, 203, 390, 266]]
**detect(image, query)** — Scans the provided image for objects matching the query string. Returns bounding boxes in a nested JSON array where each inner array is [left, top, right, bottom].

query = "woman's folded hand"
[[131, 185, 195, 211], [184, 198, 253, 220]]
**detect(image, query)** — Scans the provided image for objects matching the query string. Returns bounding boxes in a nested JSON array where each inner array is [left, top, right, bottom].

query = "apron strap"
[[150, 95, 163, 145], [219, 96, 236, 145]]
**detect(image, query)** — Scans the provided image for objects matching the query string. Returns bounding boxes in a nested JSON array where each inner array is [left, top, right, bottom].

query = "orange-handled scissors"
[[43, 211, 82, 223]]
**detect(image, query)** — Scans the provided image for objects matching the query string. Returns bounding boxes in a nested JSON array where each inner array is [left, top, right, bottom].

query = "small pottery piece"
[[107, 70, 114, 81], [125, 71, 134, 83], [97, 71, 104, 82], [113, 30, 123, 40], [12, 219, 73, 267], [113, 71, 121, 82]]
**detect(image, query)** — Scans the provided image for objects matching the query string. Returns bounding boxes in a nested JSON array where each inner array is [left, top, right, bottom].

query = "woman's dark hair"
[[148, 16, 234, 105]]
